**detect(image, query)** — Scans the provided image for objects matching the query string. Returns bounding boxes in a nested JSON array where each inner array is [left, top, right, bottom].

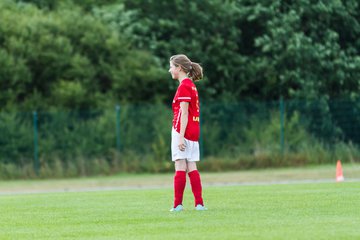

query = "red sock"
[[188, 170, 204, 206], [174, 171, 186, 208]]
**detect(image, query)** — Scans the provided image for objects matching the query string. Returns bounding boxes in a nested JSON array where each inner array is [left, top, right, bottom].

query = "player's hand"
[[178, 137, 186, 151]]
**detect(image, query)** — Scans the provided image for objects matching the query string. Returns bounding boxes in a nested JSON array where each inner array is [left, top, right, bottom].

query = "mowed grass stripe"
[[1, 182, 359, 240], [1, 164, 360, 194]]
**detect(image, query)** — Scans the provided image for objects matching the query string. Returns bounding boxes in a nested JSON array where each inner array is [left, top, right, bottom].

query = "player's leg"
[[170, 127, 188, 211], [187, 161, 206, 210], [187, 139, 206, 210], [171, 159, 187, 211]]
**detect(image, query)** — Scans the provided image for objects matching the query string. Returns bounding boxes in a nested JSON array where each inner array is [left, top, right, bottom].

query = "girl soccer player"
[[168, 54, 207, 212]]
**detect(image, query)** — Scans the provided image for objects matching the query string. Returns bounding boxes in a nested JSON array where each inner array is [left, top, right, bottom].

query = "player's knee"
[[187, 162, 198, 172], [175, 159, 187, 171]]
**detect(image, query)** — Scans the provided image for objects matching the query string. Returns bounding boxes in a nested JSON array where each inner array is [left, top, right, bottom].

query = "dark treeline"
[[1, 0, 360, 111], [1, 0, 360, 177]]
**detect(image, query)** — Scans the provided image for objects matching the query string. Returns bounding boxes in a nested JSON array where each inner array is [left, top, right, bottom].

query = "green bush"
[[0, 0, 167, 111], [0, 112, 33, 165], [1, 103, 359, 179]]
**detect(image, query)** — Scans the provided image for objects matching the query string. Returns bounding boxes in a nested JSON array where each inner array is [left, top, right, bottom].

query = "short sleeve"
[[176, 84, 191, 102]]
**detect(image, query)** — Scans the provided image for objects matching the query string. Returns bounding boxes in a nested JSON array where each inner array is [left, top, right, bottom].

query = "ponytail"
[[188, 62, 203, 81]]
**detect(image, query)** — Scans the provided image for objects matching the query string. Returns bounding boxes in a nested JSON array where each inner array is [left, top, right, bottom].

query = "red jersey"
[[172, 78, 200, 141]]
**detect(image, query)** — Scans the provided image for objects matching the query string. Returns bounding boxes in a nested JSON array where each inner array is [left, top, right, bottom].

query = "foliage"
[[1, 0, 360, 177], [116, 0, 360, 143], [120, 0, 360, 101], [0, 112, 33, 165], [2, 0, 360, 104], [1, 102, 360, 179], [0, 0, 167, 111]]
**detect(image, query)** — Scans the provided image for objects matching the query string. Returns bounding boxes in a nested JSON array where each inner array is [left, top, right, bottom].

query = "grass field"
[[1, 165, 360, 239]]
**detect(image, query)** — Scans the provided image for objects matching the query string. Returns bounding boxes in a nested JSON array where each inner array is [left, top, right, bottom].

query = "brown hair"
[[170, 54, 203, 81]]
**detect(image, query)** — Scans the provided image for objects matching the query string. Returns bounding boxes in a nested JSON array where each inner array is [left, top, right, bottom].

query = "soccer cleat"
[[170, 204, 184, 212], [195, 204, 207, 211]]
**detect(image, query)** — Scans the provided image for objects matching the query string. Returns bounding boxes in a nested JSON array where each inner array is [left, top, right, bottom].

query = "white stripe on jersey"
[[178, 97, 191, 100], [175, 108, 181, 130]]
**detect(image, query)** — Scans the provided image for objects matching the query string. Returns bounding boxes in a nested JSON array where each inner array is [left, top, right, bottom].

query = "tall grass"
[[1, 103, 359, 179]]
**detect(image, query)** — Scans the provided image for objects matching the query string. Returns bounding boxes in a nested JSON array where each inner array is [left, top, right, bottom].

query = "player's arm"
[[178, 101, 189, 151]]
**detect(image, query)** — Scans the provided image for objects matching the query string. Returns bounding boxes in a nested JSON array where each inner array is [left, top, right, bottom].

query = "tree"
[[0, 1, 167, 111]]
